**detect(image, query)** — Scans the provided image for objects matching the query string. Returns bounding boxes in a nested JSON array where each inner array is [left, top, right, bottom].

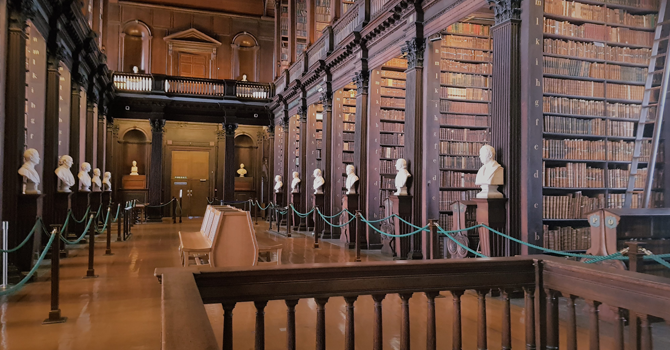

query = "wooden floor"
[[0, 217, 668, 350]]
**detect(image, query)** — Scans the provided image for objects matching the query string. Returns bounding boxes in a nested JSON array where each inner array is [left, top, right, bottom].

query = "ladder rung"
[[642, 103, 659, 107], [652, 53, 667, 59], [649, 70, 664, 75], [654, 37, 670, 43], [658, 20, 670, 26]]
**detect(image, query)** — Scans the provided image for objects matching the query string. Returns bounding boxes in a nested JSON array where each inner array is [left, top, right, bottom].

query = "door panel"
[[179, 53, 207, 78], [171, 150, 210, 217]]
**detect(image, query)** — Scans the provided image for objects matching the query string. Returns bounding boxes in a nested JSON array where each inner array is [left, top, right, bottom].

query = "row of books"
[[380, 133, 405, 145], [342, 97, 356, 105], [606, 83, 644, 101], [440, 100, 489, 114], [380, 160, 398, 174], [608, 167, 646, 188], [440, 141, 487, 156], [441, 171, 477, 188], [544, 19, 654, 47], [381, 70, 406, 79], [438, 213, 454, 232], [380, 122, 405, 132], [381, 97, 405, 108], [343, 113, 355, 122], [542, 192, 605, 219], [543, 115, 635, 136], [440, 114, 490, 127], [543, 56, 605, 78], [342, 132, 355, 142], [543, 225, 591, 251], [442, 35, 491, 50], [381, 78, 406, 88], [607, 139, 651, 161], [446, 23, 491, 37], [381, 87, 405, 98], [606, 9, 656, 28], [543, 162, 605, 188], [543, 38, 651, 64], [441, 72, 490, 88], [605, 65, 646, 82], [441, 60, 492, 74], [545, 0, 657, 29], [543, 96, 641, 119], [544, 77, 605, 97], [381, 177, 396, 190], [440, 87, 490, 101], [383, 58, 408, 69], [440, 155, 483, 170], [543, 138, 651, 161], [343, 141, 354, 151], [440, 128, 489, 142], [381, 146, 405, 159], [379, 109, 405, 121], [342, 152, 354, 163], [343, 123, 356, 132], [342, 106, 356, 113], [607, 0, 658, 9], [440, 191, 479, 209], [609, 193, 640, 208], [440, 48, 492, 62]]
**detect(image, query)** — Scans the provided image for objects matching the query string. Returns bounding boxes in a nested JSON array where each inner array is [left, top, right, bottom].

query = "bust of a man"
[[291, 171, 301, 193], [103, 172, 112, 191], [78, 162, 92, 192], [475, 145, 504, 199], [394, 158, 411, 196], [130, 161, 139, 176], [274, 175, 283, 193], [18, 148, 41, 194], [313, 169, 325, 194], [237, 163, 247, 177], [92, 168, 102, 192], [242, 74, 248, 82], [345, 165, 359, 195], [55, 155, 75, 193]]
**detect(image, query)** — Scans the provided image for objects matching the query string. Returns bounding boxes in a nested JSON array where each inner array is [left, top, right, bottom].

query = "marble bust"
[[103, 172, 112, 191], [475, 145, 504, 199], [291, 171, 301, 193], [18, 148, 41, 194], [92, 168, 102, 192], [394, 158, 411, 196], [313, 169, 325, 195], [274, 175, 283, 193], [237, 163, 247, 177], [55, 155, 75, 193], [241, 74, 248, 82], [130, 161, 139, 176], [345, 165, 359, 195], [78, 162, 92, 192]]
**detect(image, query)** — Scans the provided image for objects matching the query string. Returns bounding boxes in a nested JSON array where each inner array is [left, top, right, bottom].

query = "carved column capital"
[[488, 0, 521, 24], [224, 122, 238, 136], [47, 44, 66, 70], [267, 124, 275, 137], [216, 129, 226, 140], [111, 124, 120, 138], [297, 105, 307, 121], [9, 0, 35, 30], [401, 38, 425, 70], [281, 117, 291, 130], [150, 119, 166, 133], [353, 70, 369, 94], [319, 91, 333, 110]]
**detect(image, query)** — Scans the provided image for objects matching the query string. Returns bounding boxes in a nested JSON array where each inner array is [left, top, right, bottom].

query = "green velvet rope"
[[61, 215, 96, 245], [316, 208, 356, 228], [69, 206, 91, 224], [0, 218, 42, 253], [0, 228, 57, 296]]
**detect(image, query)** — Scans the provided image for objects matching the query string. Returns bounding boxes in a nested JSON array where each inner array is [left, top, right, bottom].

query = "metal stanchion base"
[[43, 311, 67, 325], [104, 251, 114, 256], [0, 284, 15, 291], [84, 270, 98, 279]]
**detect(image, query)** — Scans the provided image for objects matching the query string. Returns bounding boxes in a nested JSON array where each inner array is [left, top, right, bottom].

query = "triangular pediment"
[[164, 28, 222, 46]]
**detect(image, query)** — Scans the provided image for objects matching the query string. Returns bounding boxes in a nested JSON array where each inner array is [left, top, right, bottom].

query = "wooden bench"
[[178, 205, 237, 266]]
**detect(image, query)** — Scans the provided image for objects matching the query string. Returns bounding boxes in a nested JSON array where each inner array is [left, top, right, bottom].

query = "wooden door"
[[171, 151, 210, 217], [178, 53, 207, 78]]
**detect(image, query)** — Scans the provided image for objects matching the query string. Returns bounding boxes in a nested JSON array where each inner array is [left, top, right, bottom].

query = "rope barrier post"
[[314, 206, 320, 249], [1, 221, 8, 290], [355, 210, 362, 262], [105, 207, 114, 256], [85, 214, 98, 279], [254, 199, 259, 225], [626, 242, 646, 273], [44, 226, 66, 324], [117, 209, 122, 242], [287, 208, 292, 238], [172, 197, 176, 224], [179, 197, 183, 223], [428, 219, 438, 260]]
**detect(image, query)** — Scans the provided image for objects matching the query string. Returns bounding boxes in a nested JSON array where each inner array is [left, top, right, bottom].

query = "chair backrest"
[[210, 211, 259, 268], [200, 206, 213, 233], [206, 210, 223, 242], [202, 209, 216, 236]]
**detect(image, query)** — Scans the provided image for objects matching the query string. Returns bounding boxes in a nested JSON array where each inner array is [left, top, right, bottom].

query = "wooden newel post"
[[44, 225, 67, 324], [355, 210, 362, 262], [428, 219, 438, 260], [172, 197, 176, 224], [473, 198, 509, 257], [105, 208, 113, 256], [626, 241, 646, 273], [85, 213, 98, 278]]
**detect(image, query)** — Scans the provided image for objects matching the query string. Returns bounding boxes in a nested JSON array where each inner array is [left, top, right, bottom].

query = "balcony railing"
[[157, 256, 670, 350], [113, 72, 274, 101]]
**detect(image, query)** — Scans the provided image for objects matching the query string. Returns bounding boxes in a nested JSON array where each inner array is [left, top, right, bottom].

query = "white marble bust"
[[291, 171, 301, 193], [345, 165, 359, 195], [55, 155, 75, 193], [394, 158, 411, 196], [103, 172, 112, 191], [274, 175, 283, 193], [78, 162, 92, 192], [130, 160, 139, 176], [237, 163, 247, 177], [475, 145, 504, 199], [313, 169, 325, 195], [18, 148, 41, 194], [92, 168, 102, 192]]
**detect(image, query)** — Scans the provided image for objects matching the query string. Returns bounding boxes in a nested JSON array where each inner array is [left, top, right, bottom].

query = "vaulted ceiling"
[[127, 0, 275, 17]]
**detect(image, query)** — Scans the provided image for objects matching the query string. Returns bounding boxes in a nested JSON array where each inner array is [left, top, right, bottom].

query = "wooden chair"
[[179, 209, 223, 266], [209, 211, 282, 267]]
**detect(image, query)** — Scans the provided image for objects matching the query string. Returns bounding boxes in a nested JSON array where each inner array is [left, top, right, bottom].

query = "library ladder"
[[624, 0, 670, 208]]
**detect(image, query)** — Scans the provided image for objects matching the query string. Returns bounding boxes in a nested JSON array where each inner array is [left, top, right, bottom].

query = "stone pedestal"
[[392, 195, 420, 260], [313, 193, 325, 237], [340, 194, 359, 249], [71, 192, 91, 239], [473, 198, 508, 257], [15, 194, 43, 273]]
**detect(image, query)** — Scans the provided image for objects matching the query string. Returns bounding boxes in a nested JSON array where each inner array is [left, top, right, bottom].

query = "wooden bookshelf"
[[296, 0, 308, 58], [342, 0, 355, 15], [280, 0, 290, 70], [315, 0, 331, 39], [540, 0, 663, 251]]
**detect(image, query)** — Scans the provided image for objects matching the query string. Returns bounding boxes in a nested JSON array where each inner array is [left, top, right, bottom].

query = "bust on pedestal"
[[345, 165, 358, 194], [103, 172, 112, 191], [18, 148, 41, 194], [291, 172, 301, 193], [91, 168, 102, 192], [78, 162, 92, 192], [237, 163, 247, 177], [475, 145, 504, 199], [394, 158, 411, 196], [130, 161, 139, 176], [313, 169, 325, 194], [55, 155, 75, 193], [274, 175, 283, 193]]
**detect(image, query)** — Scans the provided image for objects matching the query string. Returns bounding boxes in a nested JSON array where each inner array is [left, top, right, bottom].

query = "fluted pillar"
[[353, 70, 369, 245], [43, 45, 64, 228], [147, 118, 165, 221]]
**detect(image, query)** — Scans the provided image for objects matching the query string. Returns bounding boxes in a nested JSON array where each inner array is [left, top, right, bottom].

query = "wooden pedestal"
[[473, 198, 508, 257], [273, 192, 285, 227], [90, 192, 103, 212], [291, 192, 306, 231], [15, 194, 43, 272], [71, 192, 91, 239], [102, 191, 112, 206], [313, 193, 325, 237], [340, 194, 358, 249], [392, 195, 421, 260]]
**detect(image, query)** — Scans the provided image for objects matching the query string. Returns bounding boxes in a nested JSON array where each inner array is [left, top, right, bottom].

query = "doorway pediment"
[[164, 28, 222, 46]]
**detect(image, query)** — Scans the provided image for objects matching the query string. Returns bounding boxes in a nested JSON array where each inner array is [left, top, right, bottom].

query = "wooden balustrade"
[[236, 82, 271, 99], [113, 73, 153, 92], [156, 256, 670, 350], [165, 77, 226, 97]]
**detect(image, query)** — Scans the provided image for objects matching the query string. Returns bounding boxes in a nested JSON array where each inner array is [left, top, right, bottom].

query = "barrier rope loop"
[[95, 207, 112, 234], [60, 214, 96, 245], [0, 228, 57, 296], [112, 204, 121, 223], [69, 206, 91, 224], [316, 208, 356, 228], [289, 204, 315, 217], [0, 218, 42, 253], [435, 224, 489, 258], [146, 198, 176, 208]]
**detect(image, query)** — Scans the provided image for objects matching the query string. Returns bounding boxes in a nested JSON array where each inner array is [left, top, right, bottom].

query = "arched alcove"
[[121, 20, 152, 73], [231, 32, 260, 81], [234, 134, 255, 175], [121, 128, 148, 177]]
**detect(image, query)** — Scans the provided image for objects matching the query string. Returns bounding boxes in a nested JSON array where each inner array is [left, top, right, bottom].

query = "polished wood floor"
[[0, 217, 667, 349]]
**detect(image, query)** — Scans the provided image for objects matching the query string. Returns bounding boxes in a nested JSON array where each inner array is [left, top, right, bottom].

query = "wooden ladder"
[[624, 0, 670, 208]]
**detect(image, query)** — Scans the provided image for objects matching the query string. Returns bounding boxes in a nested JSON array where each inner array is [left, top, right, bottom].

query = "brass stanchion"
[[44, 226, 66, 324], [85, 214, 98, 278]]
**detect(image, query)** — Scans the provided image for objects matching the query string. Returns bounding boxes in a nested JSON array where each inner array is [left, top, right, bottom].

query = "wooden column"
[[353, 70, 369, 241], [105, 119, 114, 187], [402, 37, 426, 256], [216, 128, 225, 201], [297, 104, 308, 229], [147, 119, 165, 221], [85, 101, 95, 167], [489, 0, 522, 254], [69, 80, 83, 173], [282, 116, 290, 206], [320, 91, 333, 235], [224, 123, 238, 202], [97, 114, 106, 174], [2, 2, 30, 259], [267, 126, 275, 204], [43, 46, 63, 228]]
